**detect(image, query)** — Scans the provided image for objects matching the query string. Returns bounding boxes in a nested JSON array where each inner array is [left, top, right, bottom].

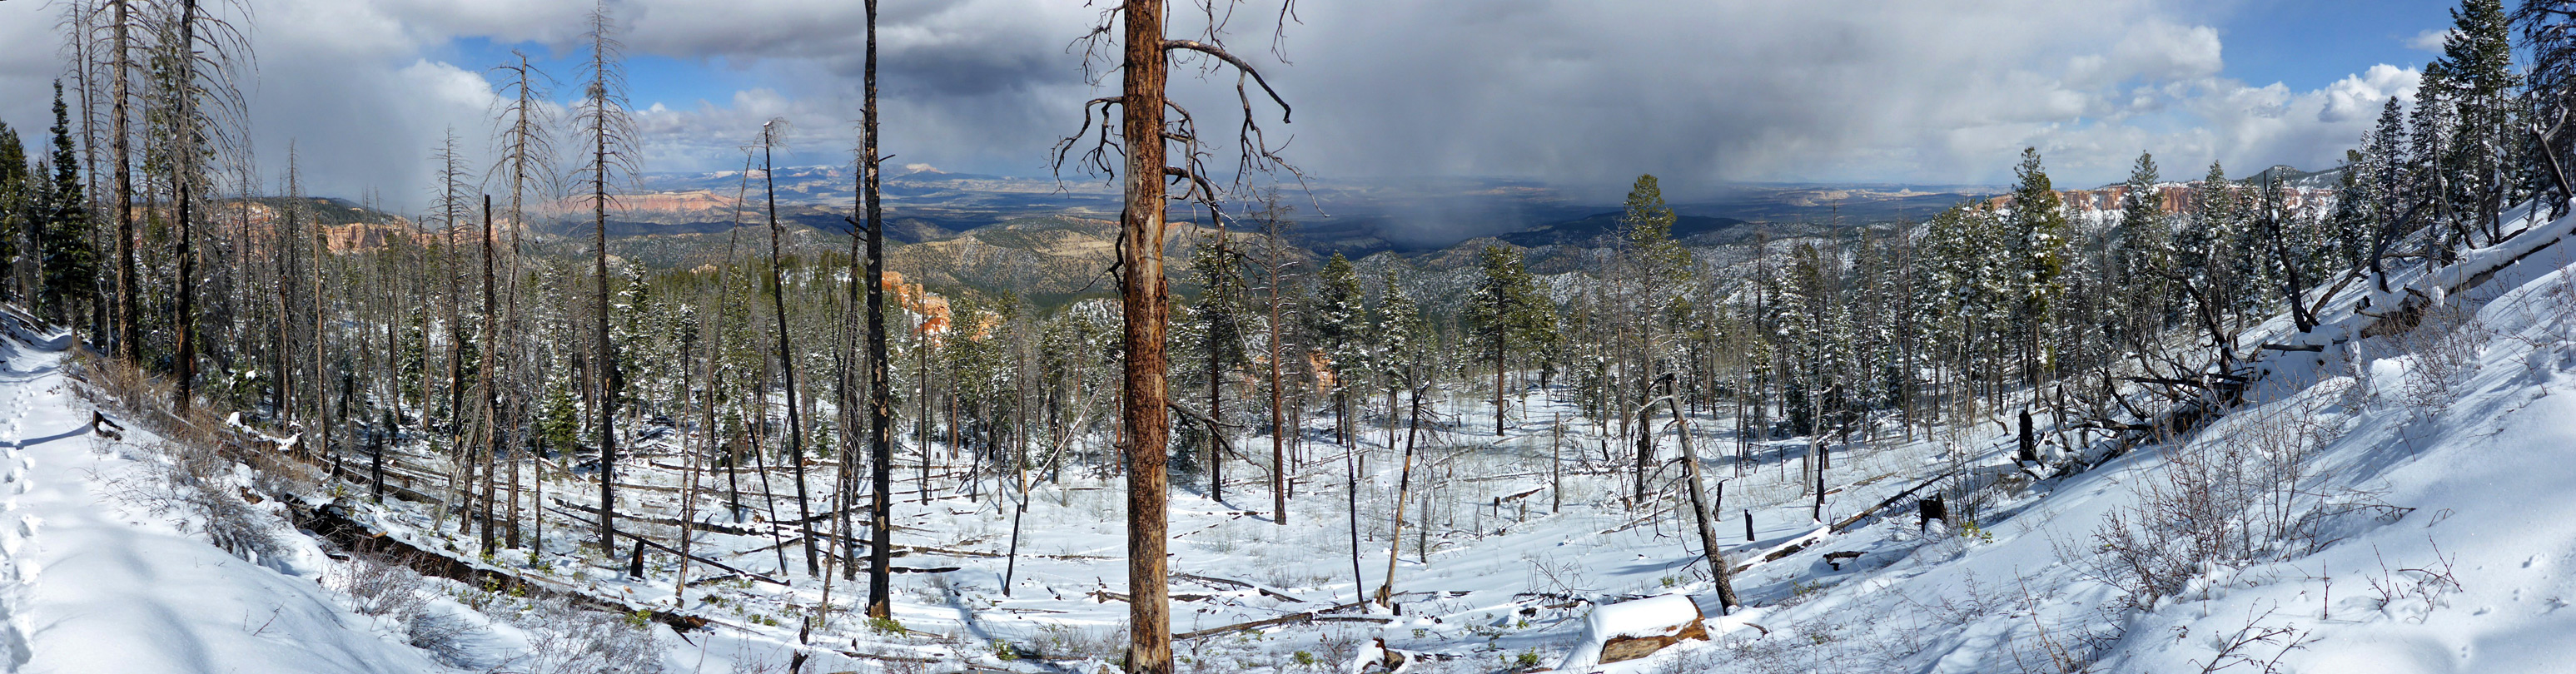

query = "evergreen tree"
[[1373, 266, 1429, 385], [40, 81, 98, 324], [2330, 149, 2375, 271], [2360, 97, 2409, 280], [1619, 174, 1691, 288], [1464, 244, 1554, 434], [2433, 0, 2520, 241], [1308, 252, 1366, 442], [2516, 0, 2576, 208], [1184, 234, 1250, 498], [2177, 161, 2235, 304], [0, 121, 25, 304], [2409, 66, 2461, 260], [2115, 151, 2172, 340], [2007, 147, 2071, 380]]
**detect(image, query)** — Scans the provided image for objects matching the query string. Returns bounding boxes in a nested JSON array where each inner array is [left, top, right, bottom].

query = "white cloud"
[[0, 0, 2440, 209], [2408, 28, 2454, 52]]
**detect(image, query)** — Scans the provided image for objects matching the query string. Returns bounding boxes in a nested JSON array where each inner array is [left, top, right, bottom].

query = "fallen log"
[[1173, 572, 1310, 603], [1828, 469, 1959, 534], [291, 500, 713, 633], [1173, 600, 1380, 640]]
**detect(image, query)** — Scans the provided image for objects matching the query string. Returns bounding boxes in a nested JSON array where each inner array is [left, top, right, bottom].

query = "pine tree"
[[2360, 97, 2409, 284], [2409, 66, 2460, 261], [1374, 266, 1429, 386], [1186, 234, 1250, 499], [2434, 0, 2520, 242], [40, 82, 98, 325], [1309, 252, 1365, 444], [1464, 244, 1549, 435], [2007, 147, 2071, 382], [2517, 0, 2576, 208], [2115, 151, 2171, 345], [0, 121, 25, 305]]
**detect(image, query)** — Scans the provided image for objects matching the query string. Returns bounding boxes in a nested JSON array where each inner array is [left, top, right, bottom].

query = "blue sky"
[[2217, 0, 2454, 92], [438, 37, 744, 116]]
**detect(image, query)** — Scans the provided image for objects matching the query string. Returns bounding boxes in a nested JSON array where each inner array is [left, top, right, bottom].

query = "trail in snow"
[[0, 320, 445, 674]]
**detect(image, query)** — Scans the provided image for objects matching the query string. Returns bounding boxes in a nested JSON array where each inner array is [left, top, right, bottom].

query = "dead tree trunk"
[[1374, 385, 1425, 608], [479, 194, 501, 553], [172, 0, 199, 414], [1116, 0, 1177, 662], [862, 0, 896, 620], [111, 0, 135, 364], [1667, 385, 1739, 612], [762, 125, 819, 577]]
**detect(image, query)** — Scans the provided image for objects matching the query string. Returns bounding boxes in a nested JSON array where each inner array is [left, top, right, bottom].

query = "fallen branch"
[[1173, 600, 1382, 641]]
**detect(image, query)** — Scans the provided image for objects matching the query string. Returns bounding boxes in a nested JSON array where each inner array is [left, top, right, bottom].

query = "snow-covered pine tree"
[[2007, 147, 2071, 385], [2116, 151, 2174, 347], [1310, 252, 1366, 445], [2432, 0, 2520, 244], [1465, 244, 1550, 435]]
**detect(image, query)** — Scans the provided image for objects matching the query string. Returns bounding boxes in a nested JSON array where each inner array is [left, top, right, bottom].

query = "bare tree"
[[489, 50, 556, 549], [109, 0, 135, 363], [853, 0, 897, 618], [1665, 377, 1739, 612], [573, 1, 638, 557], [157, 0, 252, 414], [758, 119, 820, 577], [1058, 2, 1297, 669], [1253, 196, 1298, 525]]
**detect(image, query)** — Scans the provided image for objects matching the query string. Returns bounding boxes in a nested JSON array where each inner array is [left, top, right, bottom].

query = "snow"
[[1599, 200, 2576, 673], [0, 321, 448, 674], [4, 201, 2576, 672], [1554, 593, 1738, 671]]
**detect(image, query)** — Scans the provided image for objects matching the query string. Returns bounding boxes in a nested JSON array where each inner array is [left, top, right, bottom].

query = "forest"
[[4, 1, 2576, 673]]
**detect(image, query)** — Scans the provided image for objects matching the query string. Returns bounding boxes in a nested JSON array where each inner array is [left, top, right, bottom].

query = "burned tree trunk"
[[862, 0, 897, 621], [1116, 0, 1177, 667]]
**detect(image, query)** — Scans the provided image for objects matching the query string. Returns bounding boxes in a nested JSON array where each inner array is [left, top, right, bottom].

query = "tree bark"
[[862, 0, 895, 619], [593, 86, 620, 558], [1119, 0, 1176, 669], [1374, 387, 1425, 608], [480, 194, 500, 553], [111, 0, 134, 364], [172, 0, 198, 414]]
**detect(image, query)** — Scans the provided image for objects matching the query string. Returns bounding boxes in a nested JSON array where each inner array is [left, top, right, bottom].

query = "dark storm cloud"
[[0, 0, 2422, 212]]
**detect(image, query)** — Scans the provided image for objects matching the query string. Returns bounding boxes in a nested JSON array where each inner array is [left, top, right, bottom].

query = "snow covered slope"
[[0, 315, 449, 674], [1599, 205, 2576, 672]]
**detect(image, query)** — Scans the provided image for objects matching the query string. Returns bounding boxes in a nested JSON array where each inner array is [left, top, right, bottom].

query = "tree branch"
[[1163, 39, 1291, 123]]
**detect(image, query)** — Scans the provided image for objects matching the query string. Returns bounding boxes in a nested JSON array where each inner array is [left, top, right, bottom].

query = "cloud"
[[2408, 28, 2454, 52], [0, 0, 2437, 211]]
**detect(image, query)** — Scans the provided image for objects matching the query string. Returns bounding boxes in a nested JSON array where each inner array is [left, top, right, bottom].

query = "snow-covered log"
[[1554, 594, 1708, 670]]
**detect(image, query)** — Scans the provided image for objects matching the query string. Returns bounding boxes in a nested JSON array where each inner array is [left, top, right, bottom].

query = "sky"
[[0, 0, 2459, 212]]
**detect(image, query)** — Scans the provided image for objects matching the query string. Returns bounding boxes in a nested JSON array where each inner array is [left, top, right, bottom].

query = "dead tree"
[[1665, 379, 1739, 612], [859, 0, 897, 619], [574, 2, 638, 557], [1058, 2, 1297, 670], [489, 50, 555, 549], [110, 0, 135, 363], [478, 194, 501, 553], [1375, 383, 1428, 607], [758, 120, 821, 577], [1255, 196, 1298, 525]]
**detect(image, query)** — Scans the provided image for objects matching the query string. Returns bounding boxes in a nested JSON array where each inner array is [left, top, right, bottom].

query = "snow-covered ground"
[[12, 205, 2576, 673], [1610, 205, 2576, 673], [0, 318, 449, 673]]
